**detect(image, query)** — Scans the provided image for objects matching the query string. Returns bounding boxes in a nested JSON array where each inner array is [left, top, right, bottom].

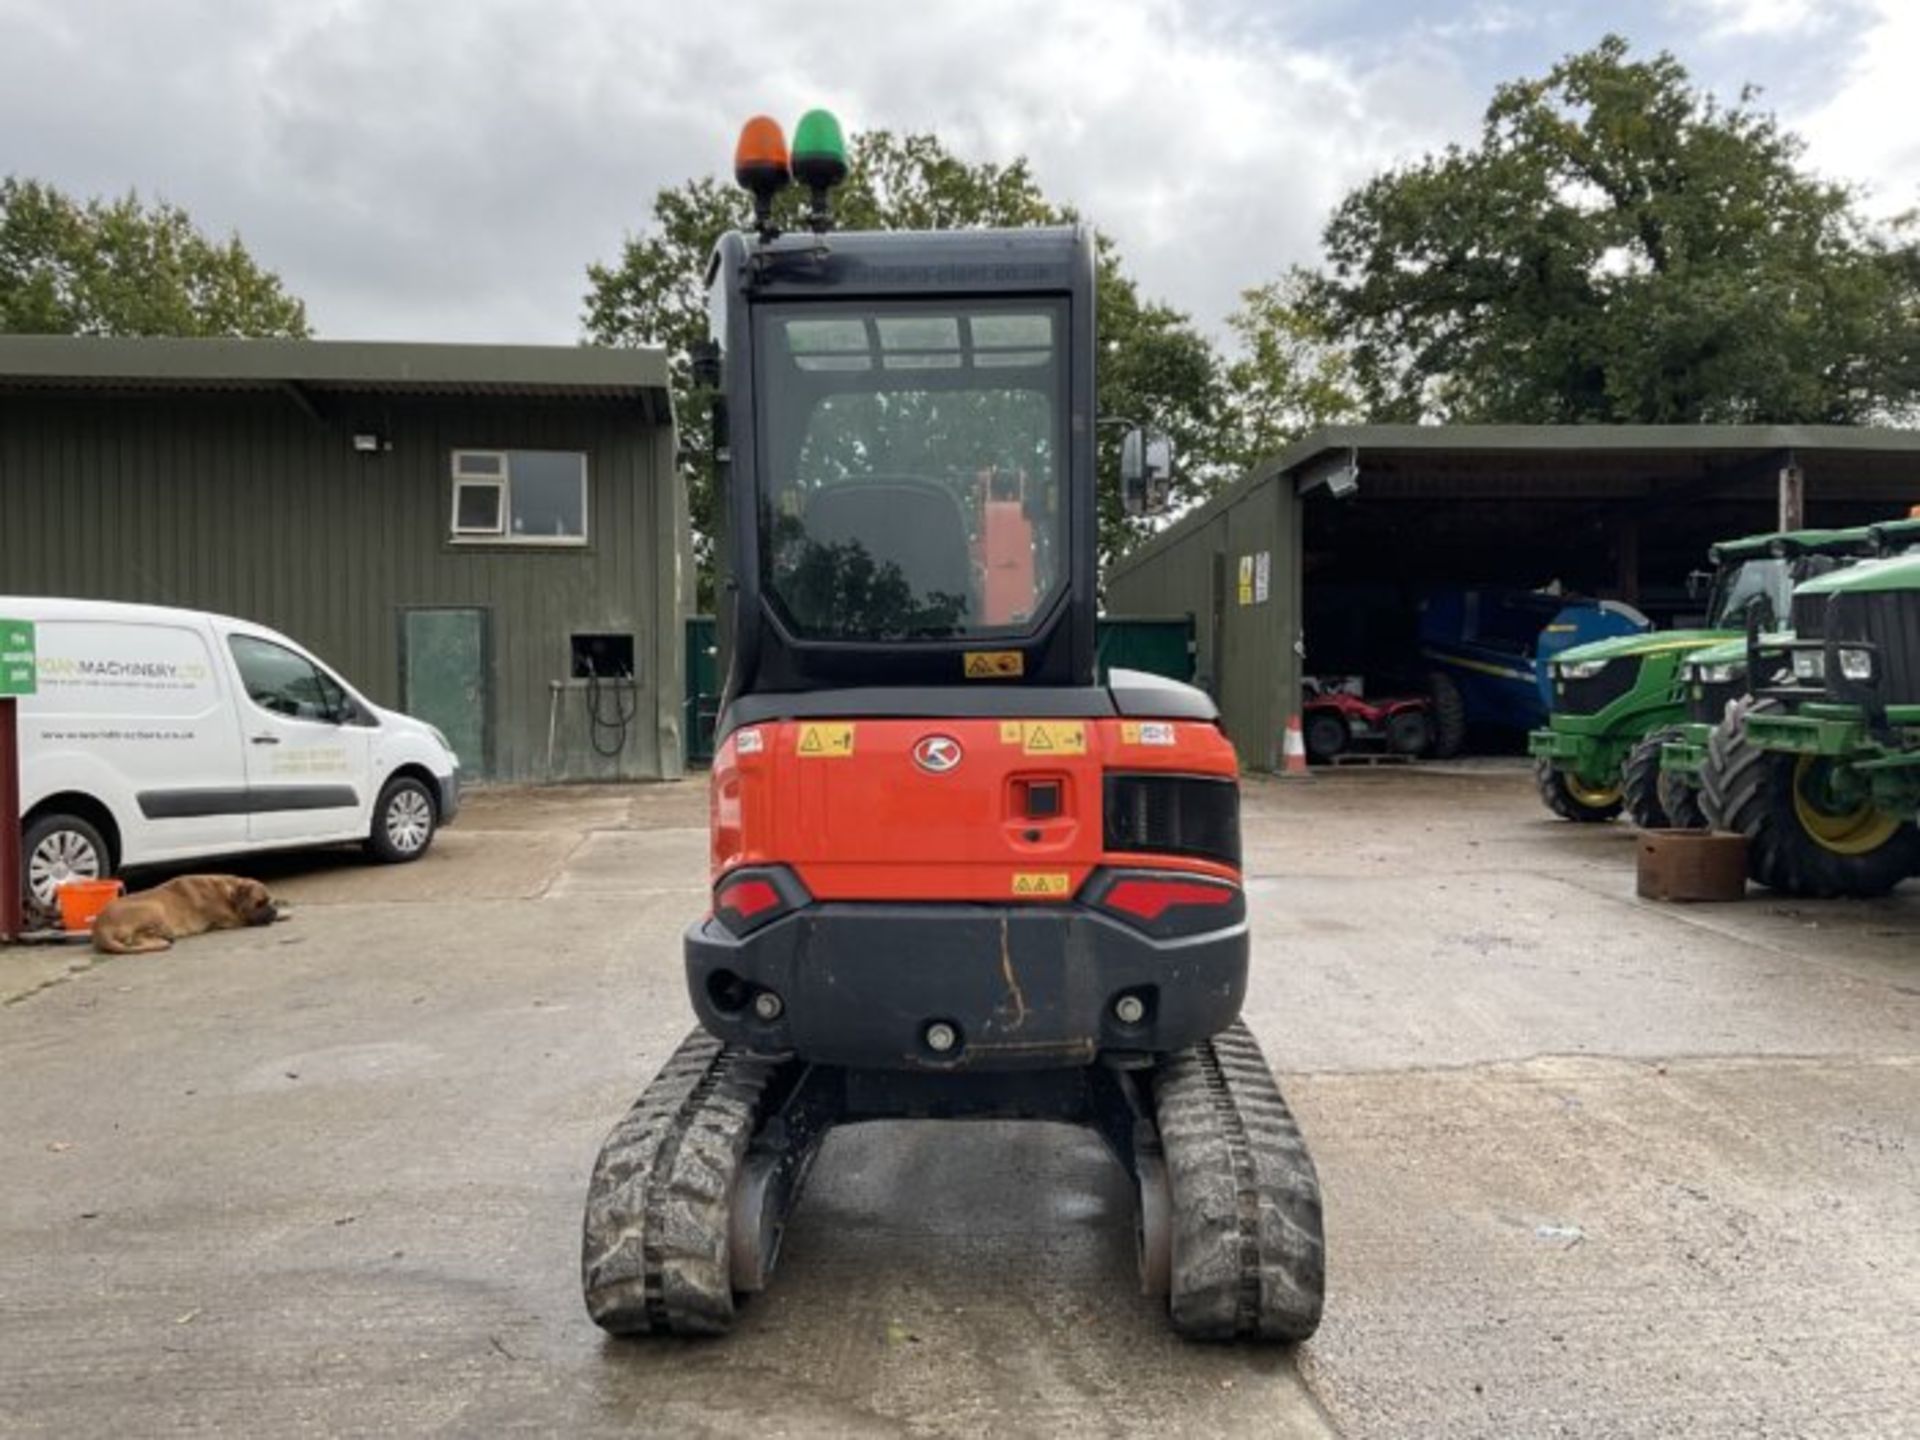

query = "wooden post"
[[1778, 457, 1805, 532], [1, 697, 20, 941], [1614, 514, 1641, 604], [1, 618, 36, 941]]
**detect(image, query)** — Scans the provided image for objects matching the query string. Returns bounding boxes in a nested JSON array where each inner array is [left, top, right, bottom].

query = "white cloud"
[[1788, 1, 1920, 220], [0, 0, 1483, 343], [1681, 0, 1835, 38]]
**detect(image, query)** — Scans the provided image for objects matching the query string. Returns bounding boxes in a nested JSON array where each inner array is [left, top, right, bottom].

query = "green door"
[[1096, 615, 1197, 684], [685, 615, 720, 764], [402, 609, 487, 775]]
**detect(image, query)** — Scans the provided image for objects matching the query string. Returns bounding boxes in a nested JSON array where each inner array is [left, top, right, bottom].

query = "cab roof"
[[1795, 550, 1920, 596], [728, 225, 1088, 300], [1708, 525, 1877, 563]]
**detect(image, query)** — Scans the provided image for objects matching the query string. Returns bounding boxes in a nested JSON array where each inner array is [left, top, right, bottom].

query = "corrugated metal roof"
[[0, 335, 669, 399], [1254, 423, 1920, 488], [1108, 422, 1920, 580]]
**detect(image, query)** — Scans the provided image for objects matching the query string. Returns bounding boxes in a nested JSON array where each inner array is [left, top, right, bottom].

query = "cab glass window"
[[1708, 558, 1790, 630], [754, 299, 1068, 641]]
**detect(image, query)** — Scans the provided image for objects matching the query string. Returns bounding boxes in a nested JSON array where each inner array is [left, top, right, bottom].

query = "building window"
[[450, 450, 587, 545]]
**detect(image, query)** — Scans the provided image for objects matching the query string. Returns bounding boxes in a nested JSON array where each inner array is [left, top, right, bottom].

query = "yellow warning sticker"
[[964, 650, 1024, 679], [1000, 720, 1087, 755], [795, 722, 855, 758], [1012, 872, 1072, 897]]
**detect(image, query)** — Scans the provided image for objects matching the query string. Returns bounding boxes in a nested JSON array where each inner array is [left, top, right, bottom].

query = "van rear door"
[[26, 615, 247, 861], [223, 632, 371, 843]]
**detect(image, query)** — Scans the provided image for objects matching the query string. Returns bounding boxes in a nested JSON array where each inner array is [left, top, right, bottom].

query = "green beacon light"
[[790, 108, 848, 234]]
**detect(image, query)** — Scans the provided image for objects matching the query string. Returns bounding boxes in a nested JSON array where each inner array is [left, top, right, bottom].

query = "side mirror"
[[690, 338, 722, 390], [1121, 427, 1174, 516], [1685, 568, 1713, 600]]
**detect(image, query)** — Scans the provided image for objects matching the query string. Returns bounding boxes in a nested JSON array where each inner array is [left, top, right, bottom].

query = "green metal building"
[[1103, 479, 1300, 772], [0, 336, 687, 783], [1106, 424, 1920, 770]]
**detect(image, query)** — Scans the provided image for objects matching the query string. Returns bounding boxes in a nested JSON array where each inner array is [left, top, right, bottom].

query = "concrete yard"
[[3, 767, 1917, 1437]]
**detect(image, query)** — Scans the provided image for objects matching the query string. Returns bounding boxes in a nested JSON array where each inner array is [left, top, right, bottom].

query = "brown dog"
[[91, 875, 281, 955]]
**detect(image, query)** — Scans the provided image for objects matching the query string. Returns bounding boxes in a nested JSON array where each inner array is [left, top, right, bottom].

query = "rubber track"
[[1622, 728, 1674, 830], [581, 1029, 784, 1336], [1154, 1021, 1324, 1341]]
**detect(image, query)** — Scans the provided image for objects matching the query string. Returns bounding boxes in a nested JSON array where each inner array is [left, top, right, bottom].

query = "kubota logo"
[[912, 735, 963, 774]]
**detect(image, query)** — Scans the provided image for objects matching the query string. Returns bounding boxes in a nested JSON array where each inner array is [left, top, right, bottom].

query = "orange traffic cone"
[[1281, 714, 1310, 776]]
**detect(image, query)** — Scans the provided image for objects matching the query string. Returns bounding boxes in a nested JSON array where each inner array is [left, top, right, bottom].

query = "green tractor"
[[1661, 517, 1920, 831], [1528, 526, 1882, 825], [1697, 544, 1920, 896]]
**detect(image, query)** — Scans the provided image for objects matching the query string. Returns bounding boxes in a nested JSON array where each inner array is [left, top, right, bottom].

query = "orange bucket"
[[58, 878, 125, 932]]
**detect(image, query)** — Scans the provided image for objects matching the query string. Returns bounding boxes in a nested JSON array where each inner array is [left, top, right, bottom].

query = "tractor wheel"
[[1426, 671, 1467, 758], [1303, 711, 1347, 764], [1699, 697, 1920, 898], [1534, 756, 1623, 823], [1658, 768, 1709, 831], [1386, 709, 1434, 757], [1622, 728, 1676, 830]]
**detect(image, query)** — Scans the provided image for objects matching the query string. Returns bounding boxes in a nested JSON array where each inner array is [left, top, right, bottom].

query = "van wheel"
[[23, 813, 111, 910], [368, 777, 437, 864]]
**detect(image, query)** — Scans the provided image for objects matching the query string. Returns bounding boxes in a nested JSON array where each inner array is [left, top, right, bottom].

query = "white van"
[[5, 598, 461, 909]]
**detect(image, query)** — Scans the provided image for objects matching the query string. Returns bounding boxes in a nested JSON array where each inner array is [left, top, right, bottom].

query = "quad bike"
[[1301, 682, 1434, 763]]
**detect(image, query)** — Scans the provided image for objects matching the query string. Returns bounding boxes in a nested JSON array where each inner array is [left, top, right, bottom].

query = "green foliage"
[[1311, 35, 1920, 425], [0, 178, 309, 338], [1093, 248, 1231, 563], [1221, 268, 1360, 473], [581, 130, 1224, 593]]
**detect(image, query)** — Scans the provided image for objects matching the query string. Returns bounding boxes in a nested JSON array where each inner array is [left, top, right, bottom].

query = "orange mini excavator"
[[581, 112, 1325, 1342]]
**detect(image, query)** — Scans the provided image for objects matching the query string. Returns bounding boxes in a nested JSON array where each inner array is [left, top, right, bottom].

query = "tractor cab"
[[1701, 526, 1880, 634]]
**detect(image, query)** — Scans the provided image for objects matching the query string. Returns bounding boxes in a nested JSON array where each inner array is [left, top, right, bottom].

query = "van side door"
[[224, 633, 373, 844]]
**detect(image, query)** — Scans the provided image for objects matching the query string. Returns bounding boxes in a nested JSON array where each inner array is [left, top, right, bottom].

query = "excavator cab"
[[581, 111, 1326, 1343]]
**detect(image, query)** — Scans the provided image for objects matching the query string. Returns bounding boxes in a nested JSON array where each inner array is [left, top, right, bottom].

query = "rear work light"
[[712, 867, 806, 936], [717, 877, 780, 919], [1089, 870, 1244, 939], [1103, 878, 1238, 922]]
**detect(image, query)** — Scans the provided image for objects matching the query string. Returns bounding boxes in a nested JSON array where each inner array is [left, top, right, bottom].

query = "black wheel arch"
[[380, 765, 442, 819]]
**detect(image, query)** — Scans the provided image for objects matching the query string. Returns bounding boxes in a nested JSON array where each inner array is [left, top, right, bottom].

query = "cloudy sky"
[[3, 0, 1914, 348]]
